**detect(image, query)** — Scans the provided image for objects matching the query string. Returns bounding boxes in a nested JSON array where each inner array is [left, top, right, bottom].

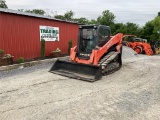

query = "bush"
[[51, 48, 61, 53], [17, 57, 24, 63], [68, 40, 72, 54], [0, 49, 4, 55], [41, 39, 45, 58]]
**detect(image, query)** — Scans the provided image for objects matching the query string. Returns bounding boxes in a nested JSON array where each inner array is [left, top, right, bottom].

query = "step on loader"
[[49, 25, 123, 82]]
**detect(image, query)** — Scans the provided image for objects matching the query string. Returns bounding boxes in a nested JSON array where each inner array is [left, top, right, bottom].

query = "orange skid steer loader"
[[49, 25, 123, 82]]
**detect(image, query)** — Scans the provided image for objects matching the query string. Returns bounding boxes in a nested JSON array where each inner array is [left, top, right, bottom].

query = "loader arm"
[[93, 33, 123, 65]]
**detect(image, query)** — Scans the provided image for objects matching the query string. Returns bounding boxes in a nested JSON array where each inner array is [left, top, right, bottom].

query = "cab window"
[[97, 27, 110, 47]]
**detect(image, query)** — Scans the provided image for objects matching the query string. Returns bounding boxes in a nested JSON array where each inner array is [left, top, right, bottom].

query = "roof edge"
[[0, 8, 78, 24]]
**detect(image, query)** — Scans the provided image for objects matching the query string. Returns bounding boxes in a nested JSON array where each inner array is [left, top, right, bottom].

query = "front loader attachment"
[[49, 59, 102, 82]]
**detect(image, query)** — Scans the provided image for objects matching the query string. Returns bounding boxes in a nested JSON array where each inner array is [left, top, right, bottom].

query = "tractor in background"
[[122, 35, 153, 55]]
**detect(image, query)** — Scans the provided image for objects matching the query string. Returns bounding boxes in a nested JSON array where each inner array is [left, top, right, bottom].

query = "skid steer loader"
[[49, 25, 123, 82]]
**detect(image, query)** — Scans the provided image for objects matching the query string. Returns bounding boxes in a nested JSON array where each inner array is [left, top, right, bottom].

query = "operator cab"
[[78, 25, 111, 59]]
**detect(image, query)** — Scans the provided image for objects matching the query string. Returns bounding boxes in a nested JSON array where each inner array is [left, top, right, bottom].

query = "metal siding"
[[0, 13, 78, 60]]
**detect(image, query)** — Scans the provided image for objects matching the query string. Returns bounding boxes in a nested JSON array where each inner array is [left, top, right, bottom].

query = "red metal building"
[[0, 8, 79, 60]]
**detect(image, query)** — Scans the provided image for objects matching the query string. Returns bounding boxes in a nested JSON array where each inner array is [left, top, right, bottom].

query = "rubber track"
[[98, 51, 121, 75]]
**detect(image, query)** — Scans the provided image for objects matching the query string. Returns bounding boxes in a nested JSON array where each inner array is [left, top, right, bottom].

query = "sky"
[[5, 0, 160, 26]]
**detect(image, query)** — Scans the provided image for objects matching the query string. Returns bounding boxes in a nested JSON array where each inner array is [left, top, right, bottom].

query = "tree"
[[139, 12, 160, 41], [30, 9, 45, 15], [97, 10, 115, 25], [54, 10, 75, 21], [141, 21, 154, 41], [152, 15, 160, 40], [44, 9, 55, 17], [112, 22, 141, 37], [18, 9, 46, 15], [97, 10, 116, 34], [73, 17, 89, 24], [54, 15, 65, 20], [88, 19, 98, 25], [64, 10, 74, 21], [125, 22, 139, 35], [113, 23, 126, 34], [0, 0, 8, 8]]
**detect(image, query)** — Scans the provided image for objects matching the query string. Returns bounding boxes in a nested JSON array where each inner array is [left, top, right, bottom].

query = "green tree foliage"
[[140, 21, 154, 41], [68, 40, 72, 54], [64, 10, 74, 21], [54, 15, 65, 20], [113, 22, 140, 36], [0, 0, 8, 8], [97, 10, 115, 25], [97, 10, 116, 33], [17, 57, 24, 63], [41, 39, 45, 58], [125, 22, 139, 35], [18, 9, 45, 15], [88, 19, 98, 25], [140, 12, 160, 41], [73, 17, 89, 24], [54, 10, 74, 21], [152, 14, 160, 39], [113, 23, 126, 34]]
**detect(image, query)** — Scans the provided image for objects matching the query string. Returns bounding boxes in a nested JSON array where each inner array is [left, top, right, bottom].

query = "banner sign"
[[40, 26, 59, 41]]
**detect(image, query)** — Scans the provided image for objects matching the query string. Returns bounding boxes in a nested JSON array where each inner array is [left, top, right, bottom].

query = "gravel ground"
[[1, 46, 160, 120]]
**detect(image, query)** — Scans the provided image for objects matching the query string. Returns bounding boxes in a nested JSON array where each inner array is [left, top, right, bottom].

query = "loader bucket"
[[49, 59, 102, 82]]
